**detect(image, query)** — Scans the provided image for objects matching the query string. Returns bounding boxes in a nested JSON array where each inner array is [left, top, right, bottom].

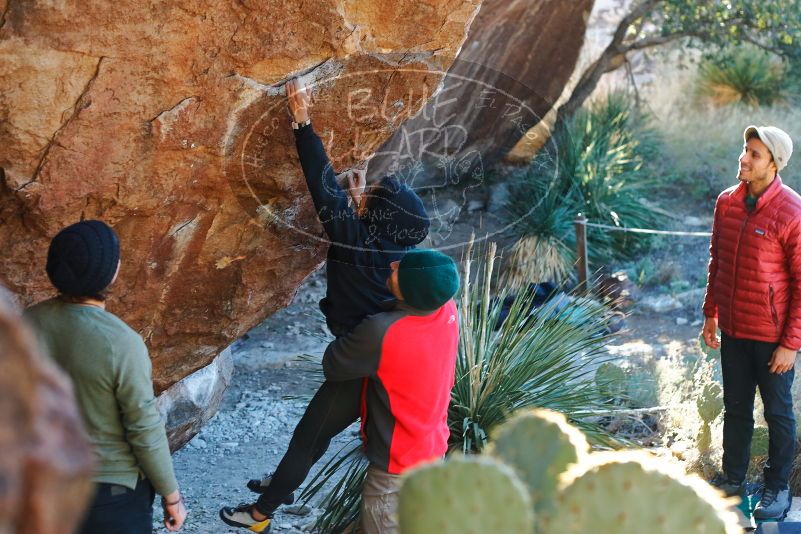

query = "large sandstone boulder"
[[0, 0, 481, 392], [0, 288, 94, 533], [369, 0, 593, 188], [506, 0, 632, 163]]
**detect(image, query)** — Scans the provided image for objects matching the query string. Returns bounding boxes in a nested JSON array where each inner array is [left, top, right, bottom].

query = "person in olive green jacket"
[[24, 220, 187, 534]]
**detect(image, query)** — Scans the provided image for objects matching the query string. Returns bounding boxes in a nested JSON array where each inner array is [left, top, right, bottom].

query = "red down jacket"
[[703, 176, 801, 350]]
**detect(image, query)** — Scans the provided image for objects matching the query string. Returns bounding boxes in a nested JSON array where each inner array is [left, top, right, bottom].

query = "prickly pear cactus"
[[596, 362, 627, 401], [553, 451, 741, 534], [697, 423, 713, 455], [398, 456, 534, 534], [697, 382, 724, 424], [486, 409, 588, 521], [751, 426, 769, 457]]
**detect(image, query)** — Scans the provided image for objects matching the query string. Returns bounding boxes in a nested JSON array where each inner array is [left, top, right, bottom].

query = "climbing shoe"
[[753, 487, 791, 520], [246, 473, 295, 504], [710, 473, 745, 498], [219, 502, 271, 532]]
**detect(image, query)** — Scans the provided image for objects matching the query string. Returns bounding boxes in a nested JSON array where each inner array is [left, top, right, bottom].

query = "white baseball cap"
[[744, 125, 793, 171]]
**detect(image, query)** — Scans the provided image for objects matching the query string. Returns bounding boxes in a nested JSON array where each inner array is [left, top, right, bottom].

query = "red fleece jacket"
[[322, 299, 459, 474]]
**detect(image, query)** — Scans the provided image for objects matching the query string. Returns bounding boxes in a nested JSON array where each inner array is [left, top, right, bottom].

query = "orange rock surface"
[[0, 0, 480, 391]]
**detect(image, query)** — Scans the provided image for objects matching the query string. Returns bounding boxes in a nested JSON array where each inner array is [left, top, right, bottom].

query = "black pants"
[[255, 318, 360, 516], [78, 477, 155, 534], [256, 378, 362, 515], [721, 332, 796, 489]]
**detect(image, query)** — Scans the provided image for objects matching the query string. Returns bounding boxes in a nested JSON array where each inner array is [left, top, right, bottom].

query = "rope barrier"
[[572, 214, 712, 288], [580, 220, 712, 237]]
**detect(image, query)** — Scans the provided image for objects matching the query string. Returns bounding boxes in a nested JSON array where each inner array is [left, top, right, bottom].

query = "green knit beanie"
[[397, 249, 460, 310]]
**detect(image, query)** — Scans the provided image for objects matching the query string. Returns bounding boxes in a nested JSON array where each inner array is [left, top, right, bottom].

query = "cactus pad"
[[487, 408, 589, 519], [697, 423, 712, 454], [595, 362, 627, 400], [398, 456, 534, 534], [697, 382, 724, 424], [553, 451, 741, 534]]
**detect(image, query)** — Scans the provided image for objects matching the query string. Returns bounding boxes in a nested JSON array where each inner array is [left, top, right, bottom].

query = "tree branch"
[[608, 0, 665, 54], [553, 0, 665, 128], [623, 31, 687, 52]]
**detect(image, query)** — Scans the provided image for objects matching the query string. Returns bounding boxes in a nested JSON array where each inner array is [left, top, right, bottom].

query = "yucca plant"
[[299, 438, 368, 533], [502, 234, 573, 289], [507, 93, 662, 273], [452, 241, 617, 452], [559, 94, 661, 262], [697, 46, 786, 107], [299, 242, 618, 532], [504, 172, 576, 286]]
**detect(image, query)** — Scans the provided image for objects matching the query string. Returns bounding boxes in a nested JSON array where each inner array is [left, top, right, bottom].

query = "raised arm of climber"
[[286, 77, 366, 243], [285, 76, 430, 335]]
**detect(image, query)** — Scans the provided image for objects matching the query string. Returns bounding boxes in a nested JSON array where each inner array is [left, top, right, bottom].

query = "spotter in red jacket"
[[322, 299, 459, 474], [703, 176, 801, 349]]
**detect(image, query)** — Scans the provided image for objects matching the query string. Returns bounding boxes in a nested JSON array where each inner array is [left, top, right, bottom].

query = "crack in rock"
[[0, 1, 10, 30], [17, 56, 106, 192]]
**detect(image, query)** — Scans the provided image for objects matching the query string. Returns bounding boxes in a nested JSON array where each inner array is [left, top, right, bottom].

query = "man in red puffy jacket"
[[702, 125, 797, 519]]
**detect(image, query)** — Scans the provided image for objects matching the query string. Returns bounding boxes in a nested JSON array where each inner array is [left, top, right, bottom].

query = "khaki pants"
[[361, 464, 402, 534]]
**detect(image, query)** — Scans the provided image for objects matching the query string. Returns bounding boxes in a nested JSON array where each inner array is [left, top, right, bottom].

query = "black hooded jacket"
[[294, 124, 429, 331]]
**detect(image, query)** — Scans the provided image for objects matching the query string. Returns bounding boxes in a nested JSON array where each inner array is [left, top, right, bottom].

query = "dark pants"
[[78, 477, 155, 534], [256, 378, 362, 515], [255, 318, 360, 516], [721, 332, 796, 489]]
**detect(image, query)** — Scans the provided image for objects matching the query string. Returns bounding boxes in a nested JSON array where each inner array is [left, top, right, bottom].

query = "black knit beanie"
[[46, 220, 120, 297], [397, 249, 460, 311], [366, 176, 429, 246]]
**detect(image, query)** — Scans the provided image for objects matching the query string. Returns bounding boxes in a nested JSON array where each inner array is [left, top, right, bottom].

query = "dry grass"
[[662, 104, 801, 197], [501, 235, 573, 289], [635, 50, 801, 200]]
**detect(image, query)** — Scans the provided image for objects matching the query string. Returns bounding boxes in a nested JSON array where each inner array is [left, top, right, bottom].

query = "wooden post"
[[574, 214, 589, 290]]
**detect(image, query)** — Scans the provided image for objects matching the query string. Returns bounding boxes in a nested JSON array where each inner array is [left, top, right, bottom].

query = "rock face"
[[369, 0, 593, 189], [506, 0, 631, 163], [0, 288, 94, 533], [0, 0, 481, 392], [157, 347, 234, 451]]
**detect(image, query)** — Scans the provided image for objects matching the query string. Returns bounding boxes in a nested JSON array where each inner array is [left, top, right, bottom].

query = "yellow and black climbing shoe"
[[219, 503, 271, 532]]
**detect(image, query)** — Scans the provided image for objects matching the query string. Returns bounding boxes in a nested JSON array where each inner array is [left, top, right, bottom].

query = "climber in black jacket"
[[220, 77, 430, 532]]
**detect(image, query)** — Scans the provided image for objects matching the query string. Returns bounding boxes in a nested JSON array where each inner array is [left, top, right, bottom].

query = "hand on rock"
[[286, 77, 310, 123]]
